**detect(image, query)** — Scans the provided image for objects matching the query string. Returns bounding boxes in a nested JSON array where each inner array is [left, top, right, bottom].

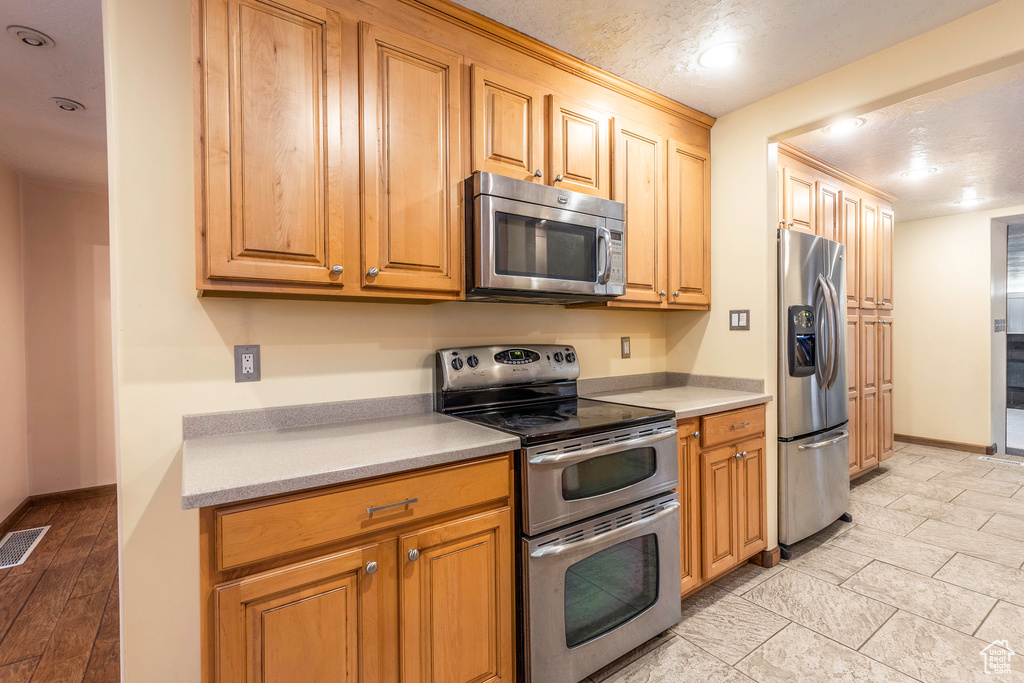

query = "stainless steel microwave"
[[466, 172, 626, 303]]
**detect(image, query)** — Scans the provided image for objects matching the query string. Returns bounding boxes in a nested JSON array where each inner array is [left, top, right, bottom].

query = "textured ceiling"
[[0, 0, 106, 185], [787, 64, 1024, 223], [450, 0, 998, 117]]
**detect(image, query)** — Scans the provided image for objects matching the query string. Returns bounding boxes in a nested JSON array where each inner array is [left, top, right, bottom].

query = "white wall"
[[892, 205, 1024, 447]]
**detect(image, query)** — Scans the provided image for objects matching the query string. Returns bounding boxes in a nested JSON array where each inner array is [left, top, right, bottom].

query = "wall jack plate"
[[730, 310, 750, 331], [620, 337, 631, 359], [235, 345, 261, 382]]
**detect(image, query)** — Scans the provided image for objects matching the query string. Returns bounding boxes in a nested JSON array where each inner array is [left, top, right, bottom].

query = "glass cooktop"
[[453, 398, 674, 445]]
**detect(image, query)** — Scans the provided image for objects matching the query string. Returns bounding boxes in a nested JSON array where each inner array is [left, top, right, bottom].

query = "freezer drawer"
[[778, 427, 850, 545]]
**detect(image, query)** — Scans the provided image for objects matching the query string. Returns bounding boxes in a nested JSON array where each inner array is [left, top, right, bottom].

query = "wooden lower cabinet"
[[201, 454, 515, 683], [680, 405, 768, 596]]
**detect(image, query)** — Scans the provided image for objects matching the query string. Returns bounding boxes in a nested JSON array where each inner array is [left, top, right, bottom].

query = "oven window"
[[494, 212, 597, 282], [561, 448, 657, 500], [564, 534, 659, 648]]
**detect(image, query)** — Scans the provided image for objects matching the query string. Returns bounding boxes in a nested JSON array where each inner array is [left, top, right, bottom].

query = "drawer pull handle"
[[367, 497, 418, 515], [731, 422, 751, 429], [365, 561, 378, 575], [408, 549, 420, 562]]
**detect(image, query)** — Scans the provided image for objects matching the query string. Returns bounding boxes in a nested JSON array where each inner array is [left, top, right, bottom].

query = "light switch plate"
[[235, 345, 261, 382], [730, 310, 750, 331], [620, 337, 631, 359]]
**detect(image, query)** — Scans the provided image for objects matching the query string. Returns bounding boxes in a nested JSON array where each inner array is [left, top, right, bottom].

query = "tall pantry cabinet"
[[777, 143, 895, 478]]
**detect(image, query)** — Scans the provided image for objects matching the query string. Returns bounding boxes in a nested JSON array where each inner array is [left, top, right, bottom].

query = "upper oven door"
[[522, 421, 678, 535], [476, 195, 613, 295]]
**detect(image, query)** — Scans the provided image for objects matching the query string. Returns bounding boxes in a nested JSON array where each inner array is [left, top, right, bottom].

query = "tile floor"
[[583, 443, 1024, 683]]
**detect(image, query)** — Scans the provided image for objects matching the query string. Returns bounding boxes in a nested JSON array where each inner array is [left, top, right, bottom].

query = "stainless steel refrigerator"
[[777, 229, 851, 557]]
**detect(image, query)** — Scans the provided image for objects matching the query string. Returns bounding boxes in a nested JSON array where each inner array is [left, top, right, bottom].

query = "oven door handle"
[[598, 226, 612, 284], [529, 502, 680, 558], [527, 429, 678, 466]]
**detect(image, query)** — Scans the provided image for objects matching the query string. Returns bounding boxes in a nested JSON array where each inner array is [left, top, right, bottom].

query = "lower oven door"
[[523, 493, 682, 683], [523, 420, 678, 535]]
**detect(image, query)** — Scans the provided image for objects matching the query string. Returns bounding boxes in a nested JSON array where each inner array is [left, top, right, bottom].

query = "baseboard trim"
[[894, 433, 996, 455], [0, 484, 117, 536], [751, 546, 781, 569]]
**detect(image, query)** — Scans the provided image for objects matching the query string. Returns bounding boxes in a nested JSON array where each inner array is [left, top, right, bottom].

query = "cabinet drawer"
[[701, 406, 765, 449], [215, 454, 511, 570]]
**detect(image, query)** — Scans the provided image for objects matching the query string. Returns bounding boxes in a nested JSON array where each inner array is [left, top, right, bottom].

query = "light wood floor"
[[0, 495, 119, 682]]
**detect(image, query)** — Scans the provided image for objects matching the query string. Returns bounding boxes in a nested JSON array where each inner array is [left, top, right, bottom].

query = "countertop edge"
[[669, 393, 773, 419], [181, 435, 520, 510]]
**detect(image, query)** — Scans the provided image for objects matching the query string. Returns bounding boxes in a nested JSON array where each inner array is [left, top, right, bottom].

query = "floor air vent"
[[979, 456, 1024, 467], [0, 526, 49, 569]]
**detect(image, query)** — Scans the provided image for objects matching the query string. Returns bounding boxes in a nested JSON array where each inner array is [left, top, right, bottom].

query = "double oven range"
[[435, 345, 682, 683]]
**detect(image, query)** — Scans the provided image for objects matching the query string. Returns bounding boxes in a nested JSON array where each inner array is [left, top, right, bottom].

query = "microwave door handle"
[[530, 502, 680, 558], [598, 226, 612, 284], [528, 429, 678, 466]]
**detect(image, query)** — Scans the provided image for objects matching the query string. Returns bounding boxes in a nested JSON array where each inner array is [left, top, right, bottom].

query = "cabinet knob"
[[658, 290, 666, 297], [365, 561, 378, 575], [331, 265, 343, 275], [534, 169, 543, 178], [367, 267, 379, 277], [734, 451, 748, 459], [673, 291, 680, 297], [692, 431, 700, 439], [554, 174, 564, 183], [408, 549, 420, 562], [788, 221, 794, 228]]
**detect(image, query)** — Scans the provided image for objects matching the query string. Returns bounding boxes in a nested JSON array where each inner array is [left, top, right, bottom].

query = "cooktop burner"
[[455, 398, 673, 445]]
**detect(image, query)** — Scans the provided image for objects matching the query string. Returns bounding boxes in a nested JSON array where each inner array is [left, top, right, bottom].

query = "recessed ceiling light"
[[50, 97, 85, 112], [6, 25, 55, 48], [900, 167, 938, 179], [822, 118, 866, 136], [697, 42, 743, 69], [953, 197, 986, 207]]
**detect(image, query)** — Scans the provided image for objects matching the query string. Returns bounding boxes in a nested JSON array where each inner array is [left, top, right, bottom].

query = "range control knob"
[[466, 355, 479, 368], [565, 352, 576, 363], [451, 357, 464, 370], [553, 352, 564, 363]]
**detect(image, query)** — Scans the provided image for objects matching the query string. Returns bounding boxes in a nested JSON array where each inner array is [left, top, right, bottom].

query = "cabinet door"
[[782, 167, 816, 235], [203, 0, 345, 285], [860, 203, 878, 309], [878, 209, 894, 310], [701, 446, 739, 582], [667, 139, 711, 308], [736, 439, 767, 560], [360, 23, 463, 294], [612, 118, 667, 305], [677, 421, 702, 595], [548, 95, 611, 198], [860, 315, 879, 471], [214, 542, 389, 683], [470, 65, 545, 182], [817, 181, 840, 241], [847, 314, 861, 475], [839, 191, 860, 308], [878, 318, 894, 461], [400, 507, 514, 683]]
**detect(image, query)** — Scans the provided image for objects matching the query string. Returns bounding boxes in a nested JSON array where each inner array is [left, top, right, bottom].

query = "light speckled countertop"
[[181, 412, 519, 509], [585, 385, 772, 419]]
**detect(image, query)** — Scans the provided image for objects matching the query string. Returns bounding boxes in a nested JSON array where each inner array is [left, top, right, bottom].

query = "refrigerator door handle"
[[797, 430, 850, 450], [825, 278, 842, 389], [814, 275, 830, 389]]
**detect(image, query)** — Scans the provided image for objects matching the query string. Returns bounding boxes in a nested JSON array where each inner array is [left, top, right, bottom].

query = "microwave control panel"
[[608, 232, 624, 285]]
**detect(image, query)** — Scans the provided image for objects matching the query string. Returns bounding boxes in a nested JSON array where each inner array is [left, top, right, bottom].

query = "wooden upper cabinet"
[[817, 181, 840, 241], [667, 140, 711, 307], [360, 22, 463, 295], [612, 118, 666, 305], [839, 191, 860, 308], [860, 203, 878, 309], [471, 66, 545, 182], [548, 95, 611, 199], [878, 209, 894, 310], [400, 507, 514, 683], [782, 167, 816, 235], [677, 421, 702, 595], [202, 0, 345, 285], [214, 542, 385, 683]]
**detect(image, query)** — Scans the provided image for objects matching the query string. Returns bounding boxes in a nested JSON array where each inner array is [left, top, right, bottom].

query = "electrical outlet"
[[621, 336, 631, 359], [235, 345, 260, 382]]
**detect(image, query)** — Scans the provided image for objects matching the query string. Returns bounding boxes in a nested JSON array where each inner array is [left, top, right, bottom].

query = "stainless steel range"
[[435, 344, 681, 683]]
